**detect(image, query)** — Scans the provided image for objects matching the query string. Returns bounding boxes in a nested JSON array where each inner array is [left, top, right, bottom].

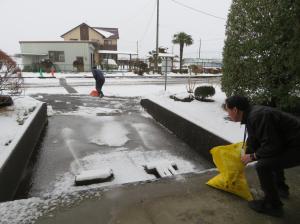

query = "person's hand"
[[241, 154, 252, 165]]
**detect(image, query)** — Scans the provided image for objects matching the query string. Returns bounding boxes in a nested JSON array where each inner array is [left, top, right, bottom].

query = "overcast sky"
[[1, 0, 232, 59]]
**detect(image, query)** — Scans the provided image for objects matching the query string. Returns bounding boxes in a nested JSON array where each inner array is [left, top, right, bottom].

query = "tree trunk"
[[179, 43, 184, 73]]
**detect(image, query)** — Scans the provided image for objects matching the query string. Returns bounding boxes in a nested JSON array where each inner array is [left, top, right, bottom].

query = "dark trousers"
[[95, 79, 105, 96], [255, 148, 300, 206]]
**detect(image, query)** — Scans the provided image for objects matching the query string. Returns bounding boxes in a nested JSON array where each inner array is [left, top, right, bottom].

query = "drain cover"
[[144, 160, 178, 178]]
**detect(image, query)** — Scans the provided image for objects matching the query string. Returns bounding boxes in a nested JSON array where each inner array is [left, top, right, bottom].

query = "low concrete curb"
[[140, 99, 230, 163], [0, 101, 47, 202]]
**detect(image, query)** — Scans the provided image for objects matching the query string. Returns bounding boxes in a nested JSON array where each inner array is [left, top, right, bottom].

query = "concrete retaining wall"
[[0, 102, 47, 202], [141, 99, 230, 164]]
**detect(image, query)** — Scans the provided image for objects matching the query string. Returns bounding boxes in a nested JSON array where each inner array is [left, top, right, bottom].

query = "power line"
[[139, 1, 157, 43], [170, 0, 226, 20], [121, 0, 153, 24]]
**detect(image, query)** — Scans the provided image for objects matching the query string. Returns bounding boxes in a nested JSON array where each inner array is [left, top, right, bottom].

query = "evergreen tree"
[[172, 32, 193, 73], [222, 0, 300, 112]]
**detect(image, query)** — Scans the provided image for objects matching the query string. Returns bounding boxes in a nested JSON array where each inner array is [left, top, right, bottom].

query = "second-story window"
[[104, 40, 112, 46], [49, 51, 65, 62]]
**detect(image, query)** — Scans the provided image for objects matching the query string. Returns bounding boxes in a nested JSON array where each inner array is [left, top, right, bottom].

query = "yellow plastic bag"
[[206, 142, 253, 201]]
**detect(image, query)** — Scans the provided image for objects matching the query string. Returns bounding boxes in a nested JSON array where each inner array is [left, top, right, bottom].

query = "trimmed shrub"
[[133, 60, 148, 75], [194, 86, 215, 101]]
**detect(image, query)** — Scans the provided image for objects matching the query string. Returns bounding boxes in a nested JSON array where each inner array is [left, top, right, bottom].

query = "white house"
[[19, 41, 95, 72]]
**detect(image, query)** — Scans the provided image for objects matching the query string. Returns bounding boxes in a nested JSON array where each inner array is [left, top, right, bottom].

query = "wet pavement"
[[23, 94, 210, 198]]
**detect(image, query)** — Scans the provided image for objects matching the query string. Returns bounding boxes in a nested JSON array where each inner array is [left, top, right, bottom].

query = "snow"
[[0, 97, 43, 167], [93, 28, 114, 38], [24, 87, 68, 94], [0, 72, 245, 223], [145, 160, 178, 177], [75, 168, 113, 182], [61, 106, 122, 116], [24, 77, 59, 85], [147, 85, 244, 143], [89, 120, 129, 147], [75, 84, 186, 97], [21, 72, 221, 78]]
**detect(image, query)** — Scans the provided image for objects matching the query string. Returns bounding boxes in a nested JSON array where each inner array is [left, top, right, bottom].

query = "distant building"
[[148, 47, 175, 73], [19, 41, 95, 72], [61, 23, 119, 63], [19, 23, 119, 72], [183, 58, 222, 68]]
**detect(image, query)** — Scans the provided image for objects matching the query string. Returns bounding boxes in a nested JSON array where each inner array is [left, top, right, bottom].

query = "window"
[[49, 51, 65, 62], [104, 40, 112, 46]]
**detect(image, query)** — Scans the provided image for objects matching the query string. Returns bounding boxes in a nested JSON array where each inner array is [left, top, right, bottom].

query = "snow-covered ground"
[[0, 72, 243, 224], [148, 87, 244, 143], [0, 97, 43, 167], [21, 71, 222, 78]]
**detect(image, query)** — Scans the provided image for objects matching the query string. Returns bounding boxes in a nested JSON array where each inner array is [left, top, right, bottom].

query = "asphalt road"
[[23, 76, 221, 88]]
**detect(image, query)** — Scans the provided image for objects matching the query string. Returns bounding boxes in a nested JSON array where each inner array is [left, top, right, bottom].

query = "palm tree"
[[172, 32, 193, 73]]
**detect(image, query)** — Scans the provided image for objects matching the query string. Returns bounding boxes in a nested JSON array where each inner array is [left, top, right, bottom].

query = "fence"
[[15, 58, 223, 75], [17, 63, 128, 74]]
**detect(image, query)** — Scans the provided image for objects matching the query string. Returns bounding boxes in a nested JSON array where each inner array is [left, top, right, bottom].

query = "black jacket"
[[242, 105, 300, 159], [92, 69, 105, 82]]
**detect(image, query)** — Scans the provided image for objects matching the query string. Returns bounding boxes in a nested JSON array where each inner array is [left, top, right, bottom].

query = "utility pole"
[[198, 38, 201, 61], [137, 40, 139, 59], [154, 0, 159, 74], [198, 38, 202, 72]]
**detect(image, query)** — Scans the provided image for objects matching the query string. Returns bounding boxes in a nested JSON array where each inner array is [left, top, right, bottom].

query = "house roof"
[[19, 41, 97, 49], [15, 53, 48, 56], [92, 27, 119, 39], [61, 23, 119, 39]]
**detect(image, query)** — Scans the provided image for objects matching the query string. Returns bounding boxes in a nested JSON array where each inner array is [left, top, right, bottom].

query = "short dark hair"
[[92, 65, 97, 69], [225, 95, 250, 111]]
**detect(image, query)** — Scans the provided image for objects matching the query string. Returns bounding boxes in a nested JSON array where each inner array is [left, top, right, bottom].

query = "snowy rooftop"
[[93, 28, 114, 38]]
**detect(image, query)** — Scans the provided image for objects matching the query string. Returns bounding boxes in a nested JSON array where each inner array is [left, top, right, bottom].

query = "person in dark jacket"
[[91, 66, 105, 97], [224, 95, 300, 217]]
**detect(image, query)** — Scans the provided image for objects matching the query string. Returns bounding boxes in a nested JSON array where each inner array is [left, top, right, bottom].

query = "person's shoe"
[[248, 200, 283, 217], [278, 188, 289, 199]]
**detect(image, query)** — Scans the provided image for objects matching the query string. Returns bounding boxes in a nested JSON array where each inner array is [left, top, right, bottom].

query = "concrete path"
[[36, 167, 300, 224]]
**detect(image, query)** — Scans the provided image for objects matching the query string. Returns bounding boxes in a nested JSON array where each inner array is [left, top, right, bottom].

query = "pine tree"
[[222, 0, 300, 112]]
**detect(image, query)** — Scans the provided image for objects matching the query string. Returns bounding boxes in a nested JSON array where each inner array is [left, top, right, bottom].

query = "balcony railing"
[[99, 45, 117, 51]]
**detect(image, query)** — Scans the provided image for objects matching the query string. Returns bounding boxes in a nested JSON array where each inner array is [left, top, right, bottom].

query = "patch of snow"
[[93, 28, 114, 38], [36, 95, 44, 99], [89, 121, 129, 147], [47, 105, 54, 116], [74, 84, 186, 97], [0, 197, 46, 224], [75, 168, 113, 182], [24, 87, 68, 94], [62, 106, 122, 116], [146, 84, 244, 143], [0, 97, 43, 174]]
